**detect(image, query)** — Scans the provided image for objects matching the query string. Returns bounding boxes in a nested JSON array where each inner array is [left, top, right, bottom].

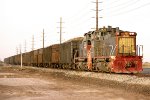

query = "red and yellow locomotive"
[[75, 26, 143, 73]]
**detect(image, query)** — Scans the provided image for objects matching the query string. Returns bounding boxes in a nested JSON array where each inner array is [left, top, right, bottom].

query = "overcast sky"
[[0, 0, 150, 62]]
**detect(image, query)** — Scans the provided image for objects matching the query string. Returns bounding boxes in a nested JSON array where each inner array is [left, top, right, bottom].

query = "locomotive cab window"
[[87, 40, 91, 45], [88, 34, 91, 37], [118, 37, 135, 55]]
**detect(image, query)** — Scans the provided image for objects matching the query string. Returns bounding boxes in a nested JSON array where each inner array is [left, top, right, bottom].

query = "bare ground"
[[0, 66, 149, 100]]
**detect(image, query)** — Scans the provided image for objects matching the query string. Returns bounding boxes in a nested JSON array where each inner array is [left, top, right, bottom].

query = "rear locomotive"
[[75, 26, 143, 73]]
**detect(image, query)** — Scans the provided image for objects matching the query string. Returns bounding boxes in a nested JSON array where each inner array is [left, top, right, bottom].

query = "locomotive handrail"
[[137, 45, 143, 57], [111, 45, 117, 56], [73, 50, 78, 63], [140, 45, 143, 57], [109, 45, 117, 56], [109, 45, 113, 56]]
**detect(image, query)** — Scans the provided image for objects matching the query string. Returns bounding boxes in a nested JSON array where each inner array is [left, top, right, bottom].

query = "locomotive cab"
[[117, 32, 136, 56], [111, 31, 143, 73]]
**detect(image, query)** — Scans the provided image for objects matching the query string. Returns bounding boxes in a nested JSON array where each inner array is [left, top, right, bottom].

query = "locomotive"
[[4, 26, 143, 73]]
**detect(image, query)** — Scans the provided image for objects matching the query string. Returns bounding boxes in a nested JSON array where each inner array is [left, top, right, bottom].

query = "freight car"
[[4, 26, 143, 73], [60, 37, 83, 69], [51, 44, 60, 68], [4, 57, 10, 64], [32, 44, 60, 68]]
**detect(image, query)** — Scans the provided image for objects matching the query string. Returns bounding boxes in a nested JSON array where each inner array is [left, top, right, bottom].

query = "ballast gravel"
[[2, 66, 150, 96]]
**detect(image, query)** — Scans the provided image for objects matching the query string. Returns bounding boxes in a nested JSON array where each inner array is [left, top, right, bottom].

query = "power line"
[[104, 0, 139, 10], [65, 10, 92, 27], [103, 0, 119, 4], [106, 2, 150, 17], [65, 2, 91, 22]]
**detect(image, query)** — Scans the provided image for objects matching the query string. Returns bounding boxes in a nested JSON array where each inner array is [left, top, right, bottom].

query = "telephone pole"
[[57, 17, 64, 44], [96, 0, 99, 32], [20, 44, 22, 68], [60, 17, 62, 44], [32, 35, 34, 51], [57, 17, 64, 62], [31, 35, 34, 66], [24, 40, 26, 53], [16, 47, 18, 55], [43, 29, 44, 50], [92, 0, 102, 33], [42, 29, 45, 66]]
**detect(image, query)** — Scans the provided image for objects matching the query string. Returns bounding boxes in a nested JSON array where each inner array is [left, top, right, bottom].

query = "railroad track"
[[136, 68, 150, 77], [47, 66, 150, 78], [141, 68, 150, 74]]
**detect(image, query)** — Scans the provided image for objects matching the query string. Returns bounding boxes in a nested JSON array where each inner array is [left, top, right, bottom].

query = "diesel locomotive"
[[4, 26, 143, 73]]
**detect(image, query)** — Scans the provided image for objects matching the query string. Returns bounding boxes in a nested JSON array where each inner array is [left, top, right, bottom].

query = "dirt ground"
[[0, 66, 149, 100]]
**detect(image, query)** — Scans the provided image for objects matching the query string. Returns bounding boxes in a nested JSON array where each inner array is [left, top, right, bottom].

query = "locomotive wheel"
[[79, 65, 85, 71], [72, 64, 76, 70], [62, 65, 64, 69], [76, 65, 80, 70]]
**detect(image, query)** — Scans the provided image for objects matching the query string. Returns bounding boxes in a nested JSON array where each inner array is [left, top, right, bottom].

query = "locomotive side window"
[[88, 34, 91, 37], [87, 40, 91, 45], [118, 37, 135, 54]]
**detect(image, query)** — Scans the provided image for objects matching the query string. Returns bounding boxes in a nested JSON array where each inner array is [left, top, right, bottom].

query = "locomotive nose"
[[125, 61, 136, 68]]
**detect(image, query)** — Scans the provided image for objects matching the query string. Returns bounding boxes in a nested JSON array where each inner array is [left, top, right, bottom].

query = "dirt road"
[[0, 66, 149, 100]]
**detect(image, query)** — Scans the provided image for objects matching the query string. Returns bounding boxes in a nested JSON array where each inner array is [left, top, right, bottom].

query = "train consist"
[[4, 26, 143, 73]]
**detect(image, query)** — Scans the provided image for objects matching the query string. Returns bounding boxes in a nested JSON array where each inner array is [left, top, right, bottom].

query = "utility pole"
[[92, 0, 102, 33], [31, 35, 34, 66], [60, 17, 62, 44], [43, 29, 44, 51], [42, 29, 45, 66], [96, 0, 99, 32], [24, 40, 26, 53], [32, 35, 34, 51], [16, 47, 18, 55], [57, 17, 65, 44], [24, 40, 26, 66], [20, 44, 22, 68], [57, 17, 64, 62]]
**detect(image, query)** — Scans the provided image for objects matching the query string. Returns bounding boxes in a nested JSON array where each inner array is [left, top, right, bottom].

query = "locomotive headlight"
[[111, 56, 116, 60], [116, 32, 119, 35], [132, 49, 135, 53], [129, 32, 134, 35]]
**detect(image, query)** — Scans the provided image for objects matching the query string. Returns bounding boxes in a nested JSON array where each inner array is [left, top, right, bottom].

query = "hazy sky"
[[0, 0, 150, 62]]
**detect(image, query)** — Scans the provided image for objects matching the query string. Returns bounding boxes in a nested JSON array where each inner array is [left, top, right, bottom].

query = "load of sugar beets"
[[4, 26, 143, 73]]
